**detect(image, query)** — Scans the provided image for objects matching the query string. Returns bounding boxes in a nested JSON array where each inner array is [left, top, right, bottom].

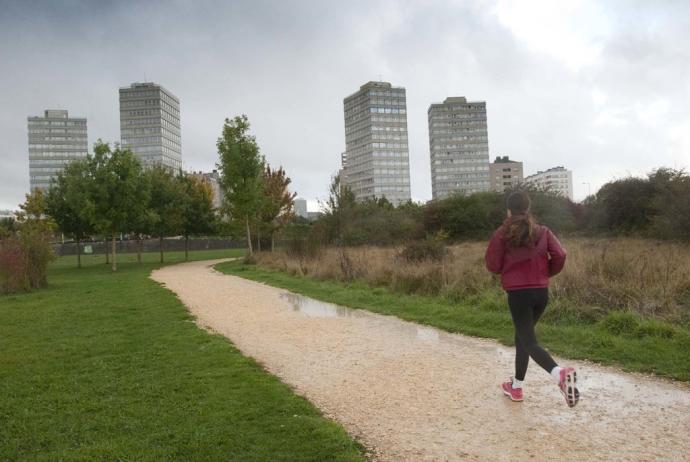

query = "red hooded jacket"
[[485, 224, 566, 291]]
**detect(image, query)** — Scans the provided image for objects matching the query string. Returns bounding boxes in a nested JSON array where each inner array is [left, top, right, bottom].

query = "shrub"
[[399, 235, 448, 263], [0, 238, 29, 293]]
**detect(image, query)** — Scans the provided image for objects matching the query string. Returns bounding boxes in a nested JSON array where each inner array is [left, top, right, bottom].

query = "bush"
[[399, 235, 448, 263], [0, 232, 54, 294]]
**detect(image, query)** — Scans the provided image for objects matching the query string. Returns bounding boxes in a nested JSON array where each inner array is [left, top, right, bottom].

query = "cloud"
[[0, 0, 688, 210]]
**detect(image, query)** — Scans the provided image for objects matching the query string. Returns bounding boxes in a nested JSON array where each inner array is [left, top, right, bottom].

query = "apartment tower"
[[428, 97, 490, 199], [27, 109, 88, 191], [119, 82, 181, 170], [342, 81, 411, 205]]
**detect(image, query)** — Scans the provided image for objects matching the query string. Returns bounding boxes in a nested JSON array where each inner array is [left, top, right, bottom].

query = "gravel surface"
[[152, 259, 690, 461]]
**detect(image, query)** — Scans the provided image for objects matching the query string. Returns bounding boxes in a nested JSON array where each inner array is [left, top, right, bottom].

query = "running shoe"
[[559, 367, 580, 408], [501, 377, 524, 402]]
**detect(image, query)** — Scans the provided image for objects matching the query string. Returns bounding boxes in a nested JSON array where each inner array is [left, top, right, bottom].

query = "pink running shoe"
[[559, 367, 580, 408], [501, 378, 524, 402]]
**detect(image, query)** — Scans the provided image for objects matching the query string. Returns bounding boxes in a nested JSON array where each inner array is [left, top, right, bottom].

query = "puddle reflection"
[[280, 292, 443, 343]]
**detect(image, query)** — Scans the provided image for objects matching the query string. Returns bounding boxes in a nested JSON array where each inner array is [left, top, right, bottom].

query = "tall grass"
[[255, 238, 690, 324]]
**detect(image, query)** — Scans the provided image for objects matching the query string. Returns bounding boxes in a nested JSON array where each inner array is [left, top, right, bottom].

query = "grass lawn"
[[0, 250, 364, 461], [217, 260, 690, 382]]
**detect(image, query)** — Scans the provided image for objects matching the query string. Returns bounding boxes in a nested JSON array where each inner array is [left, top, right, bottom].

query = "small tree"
[[179, 173, 216, 261], [1, 190, 56, 292], [90, 141, 150, 271], [146, 165, 186, 263], [216, 115, 264, 255], [259, 165, 296, 251], [45, 160, 96, 268]]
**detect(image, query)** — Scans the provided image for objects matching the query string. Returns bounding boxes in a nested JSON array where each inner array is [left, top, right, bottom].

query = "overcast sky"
[[1, 0, 689, 210]]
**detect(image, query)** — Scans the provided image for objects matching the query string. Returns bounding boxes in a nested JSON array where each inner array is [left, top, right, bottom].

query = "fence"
[[53, 237, 245, 257]]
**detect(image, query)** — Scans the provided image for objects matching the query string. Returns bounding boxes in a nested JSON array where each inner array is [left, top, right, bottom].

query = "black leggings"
[[507, 288, 558, 381]]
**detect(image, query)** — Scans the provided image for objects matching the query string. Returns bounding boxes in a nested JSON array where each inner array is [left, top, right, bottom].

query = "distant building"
[[119, 82, 181, 170], [27, 109, 88, 191], [489, 156, 523, 192], [189, 170, 222, 209], [525, 166, 573, 200], [428, 96, 490, 199], [0, 210, 16, 220], [342, 81, 411, 205], [294, 198, 308, 219], [307, 211, 322, 221]]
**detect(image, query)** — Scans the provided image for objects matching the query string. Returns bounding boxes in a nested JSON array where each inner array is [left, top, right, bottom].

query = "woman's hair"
[[503, 190, 538, 248]]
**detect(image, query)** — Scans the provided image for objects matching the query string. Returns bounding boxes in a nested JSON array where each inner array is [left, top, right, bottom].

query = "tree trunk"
[[137, 235, 142, 264], [271, 231, 275, 252], [159, 236, 164, 263], [111, 236, 117, 272], [245, 215, 253, 255], [185, 235, 189, 261], [105, 237, 110, 265], [257, 229, 262, 252], [76, 237, 81, 268]]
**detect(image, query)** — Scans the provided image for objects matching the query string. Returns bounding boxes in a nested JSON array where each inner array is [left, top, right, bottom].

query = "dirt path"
[[152, 259, 690, 461]]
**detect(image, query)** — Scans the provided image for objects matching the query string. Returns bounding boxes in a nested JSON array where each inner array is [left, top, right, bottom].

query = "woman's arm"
[[485, 229, 505, 274], [546, 228, 567, 276]]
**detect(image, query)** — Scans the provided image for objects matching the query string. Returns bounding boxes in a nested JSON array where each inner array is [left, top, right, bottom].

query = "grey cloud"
[[1, 0, 688, 210]]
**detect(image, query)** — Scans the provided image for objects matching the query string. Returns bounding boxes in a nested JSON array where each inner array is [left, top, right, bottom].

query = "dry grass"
[[255, 238, 690, 323]]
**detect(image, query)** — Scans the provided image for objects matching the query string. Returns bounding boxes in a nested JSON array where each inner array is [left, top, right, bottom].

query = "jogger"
[[485, 190, 580, 407]]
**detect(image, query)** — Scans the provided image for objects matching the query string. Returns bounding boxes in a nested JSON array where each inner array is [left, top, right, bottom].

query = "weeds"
[[255, 238, 690, 323]]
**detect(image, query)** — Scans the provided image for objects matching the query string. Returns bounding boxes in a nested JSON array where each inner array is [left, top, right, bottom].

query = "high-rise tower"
[[428, 97, 490, 199], [119, 82, 181, 170], [27, 109, 88, 191], [342, 81, 411, 205]]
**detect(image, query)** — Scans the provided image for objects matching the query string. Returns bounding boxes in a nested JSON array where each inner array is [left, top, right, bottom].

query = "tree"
[[145, 165, 186, 263], [216, 115, 264, 255], [179, 173, 216, 261], [45, 159, 96, 268], [259, 165, 296, 251], [90, 141, 150, 271]]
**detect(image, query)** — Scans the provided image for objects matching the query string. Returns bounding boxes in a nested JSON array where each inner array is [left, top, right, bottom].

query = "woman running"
[[485, 190, 579, 407]]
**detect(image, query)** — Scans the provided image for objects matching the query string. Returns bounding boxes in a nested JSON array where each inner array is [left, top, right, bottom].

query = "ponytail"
[[503, 190, 538, 249], [503, 213, 538, 249]]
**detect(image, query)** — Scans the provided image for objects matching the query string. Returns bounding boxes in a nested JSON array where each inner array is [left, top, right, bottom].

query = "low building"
[[189, 170, 222, 209], [0, 210, 17, 220], [525, 166, 573, 200], [489, 156, 523, 192]]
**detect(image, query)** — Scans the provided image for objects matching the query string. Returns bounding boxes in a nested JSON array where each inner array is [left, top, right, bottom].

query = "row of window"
[[29, 151, 88, 158], [370, 107, 407, 114], [30, 158, 75, 166], [371, 142, 407, 149], [367, 90, 405, 97], [433, 166, 490, 173], [433, 158, 489, 165], [29, 136, 86, 142], [28, 128, 87, 135], [369, 98, 406, 106], [371, 133, 407, 141], [30, 144, 87, 150], [372, 125, 406, 132], [28, 120, 86, 126], [431, 135, 488, 142]]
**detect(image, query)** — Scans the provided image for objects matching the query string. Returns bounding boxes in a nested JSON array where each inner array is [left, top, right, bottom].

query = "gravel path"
[[152, 259, 690, 461]]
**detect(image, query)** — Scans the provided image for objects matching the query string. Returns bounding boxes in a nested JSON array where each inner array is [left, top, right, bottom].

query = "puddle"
[[280, 292, 366, 319], [280, 292, 444, 343]]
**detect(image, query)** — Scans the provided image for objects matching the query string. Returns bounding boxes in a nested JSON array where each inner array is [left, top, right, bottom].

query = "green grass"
[[0, 250, 364, 461], [216, 260, 690, 382]]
